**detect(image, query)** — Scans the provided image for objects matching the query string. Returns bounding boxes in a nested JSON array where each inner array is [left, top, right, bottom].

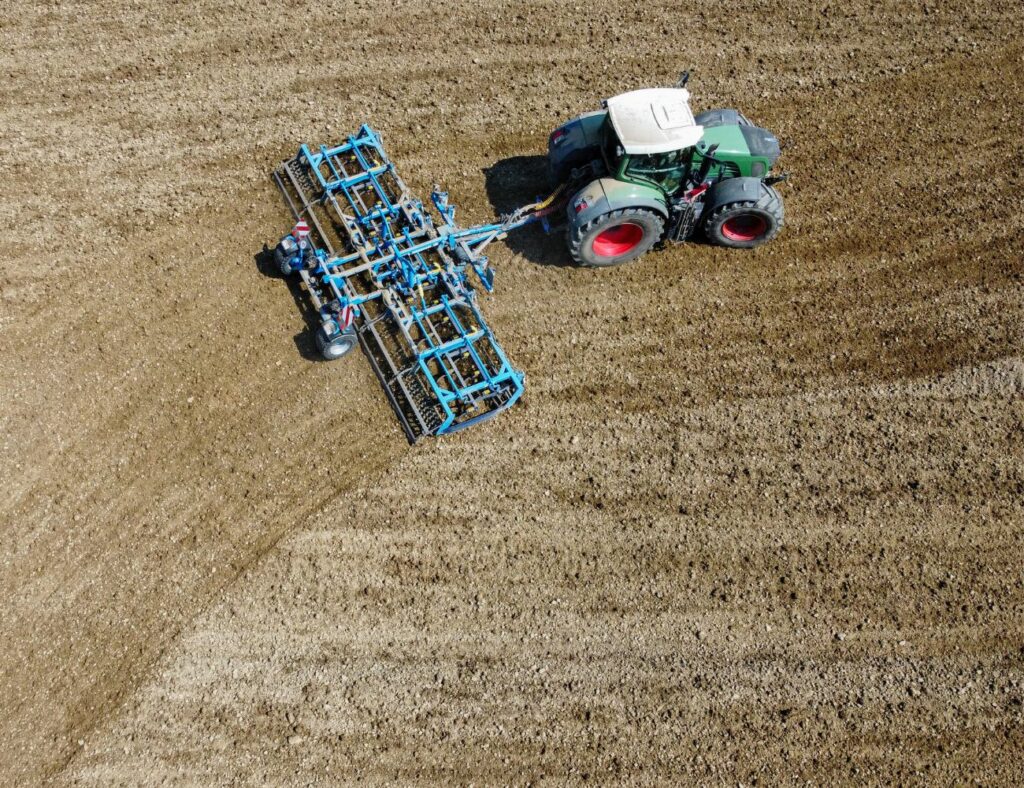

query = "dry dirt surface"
[[2, 0, 1023, 784]]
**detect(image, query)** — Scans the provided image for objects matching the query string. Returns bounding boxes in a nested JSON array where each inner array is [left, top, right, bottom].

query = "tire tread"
[[569, 207, 665, 267], [704, 183, 784, 249]]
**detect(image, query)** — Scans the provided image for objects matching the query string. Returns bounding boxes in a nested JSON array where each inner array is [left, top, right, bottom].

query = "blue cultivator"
[[272, 125, 555, 442]]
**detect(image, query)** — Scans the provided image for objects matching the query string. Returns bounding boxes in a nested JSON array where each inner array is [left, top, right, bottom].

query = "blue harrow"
[[272, 125, 559, 442]]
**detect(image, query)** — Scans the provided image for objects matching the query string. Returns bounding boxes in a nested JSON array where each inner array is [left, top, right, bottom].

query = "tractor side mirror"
[[676, 70, 690, 88]]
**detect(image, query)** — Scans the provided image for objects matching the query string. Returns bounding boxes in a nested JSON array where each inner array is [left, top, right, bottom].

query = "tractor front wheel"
[[703, 184, 784, 249], [569, 208, 664, 267]]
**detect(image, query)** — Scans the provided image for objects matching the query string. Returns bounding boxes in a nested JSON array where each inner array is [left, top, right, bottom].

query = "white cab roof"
[[605, 88, 704, 155]]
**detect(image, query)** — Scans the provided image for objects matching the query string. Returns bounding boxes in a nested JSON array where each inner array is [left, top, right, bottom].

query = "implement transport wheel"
[[274, 238, 299, 276], [703, 184, 784, 249], [316, 325, 358, 361], [569, 208, 664, 267]]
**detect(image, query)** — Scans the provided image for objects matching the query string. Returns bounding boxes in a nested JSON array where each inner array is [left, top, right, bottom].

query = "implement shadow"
[[483, 156, 573, 268], [254, 245, 322, 362]]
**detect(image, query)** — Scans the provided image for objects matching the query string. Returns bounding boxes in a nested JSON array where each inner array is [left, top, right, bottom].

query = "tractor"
[[548, 73, 786, 266]]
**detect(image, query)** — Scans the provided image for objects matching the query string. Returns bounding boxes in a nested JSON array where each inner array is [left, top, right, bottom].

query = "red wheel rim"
[[592, 222, 644, 257], [721, 213, 768, 242]]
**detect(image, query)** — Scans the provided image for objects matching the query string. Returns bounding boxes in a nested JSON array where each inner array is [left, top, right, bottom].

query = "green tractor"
[[548, 74, 786, 266]]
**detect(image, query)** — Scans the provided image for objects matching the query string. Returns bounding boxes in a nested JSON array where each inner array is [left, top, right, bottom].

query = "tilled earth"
[[2, 0, 1022, 784]]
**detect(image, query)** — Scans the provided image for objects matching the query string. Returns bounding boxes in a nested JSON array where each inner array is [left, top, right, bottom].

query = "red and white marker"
[[339, 304, 354, 330], [293, 219, 310, 239]]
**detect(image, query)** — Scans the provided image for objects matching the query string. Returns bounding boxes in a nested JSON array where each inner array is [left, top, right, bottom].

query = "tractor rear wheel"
[[703, 184, 784, 249], [569, 208, 664, 267]]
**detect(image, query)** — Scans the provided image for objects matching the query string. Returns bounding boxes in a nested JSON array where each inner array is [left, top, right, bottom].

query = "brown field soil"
[[2, 0, 1022, 784]]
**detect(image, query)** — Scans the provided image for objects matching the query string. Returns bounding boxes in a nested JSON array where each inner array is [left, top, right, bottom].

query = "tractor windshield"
[[623, 148, 692, 193], [601, 117, 692, 193], [625, 150, 689, 175]]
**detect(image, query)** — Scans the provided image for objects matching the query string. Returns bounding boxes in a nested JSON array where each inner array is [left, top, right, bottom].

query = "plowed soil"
[[2, 0, 1022, 784]]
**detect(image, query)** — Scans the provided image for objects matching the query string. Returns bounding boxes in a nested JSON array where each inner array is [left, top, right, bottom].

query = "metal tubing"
[[272, 125, 525, 442]]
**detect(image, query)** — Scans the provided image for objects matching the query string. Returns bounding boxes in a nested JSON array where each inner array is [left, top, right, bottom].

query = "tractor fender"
[[547, 110, 607, 183], [567, 178, 668, 231], [702, 177, 768, 214]]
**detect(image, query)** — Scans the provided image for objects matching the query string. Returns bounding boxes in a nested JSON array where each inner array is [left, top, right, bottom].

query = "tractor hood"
[[738, 124, 781, 162], [698, 122, 782, 177]]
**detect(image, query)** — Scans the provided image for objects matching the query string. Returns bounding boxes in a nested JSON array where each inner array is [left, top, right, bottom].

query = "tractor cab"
[[602, 88, 704, 194], [618, 148, 693, 194]]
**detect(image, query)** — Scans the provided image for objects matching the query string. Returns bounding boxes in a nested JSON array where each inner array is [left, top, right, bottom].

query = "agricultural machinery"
[[271, 74, 785, 440]]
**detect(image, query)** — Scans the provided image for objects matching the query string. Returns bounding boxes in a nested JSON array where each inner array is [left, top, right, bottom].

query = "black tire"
[[274, 244, 293, 276], [315, 326, 357, 361], [569, 207, 665, 267], [703, 184, 783, 249]]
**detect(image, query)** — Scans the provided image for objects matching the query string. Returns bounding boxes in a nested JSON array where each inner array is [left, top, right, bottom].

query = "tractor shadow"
[[483, 155, 574, 268], [254, 245, 323, 362]]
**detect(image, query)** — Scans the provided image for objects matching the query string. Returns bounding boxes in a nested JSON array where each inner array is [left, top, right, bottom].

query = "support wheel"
[[315, 325, 357, 361], [569, 208, 664, 267], [703, 184, 784, 249], [274, 238, 300, 276]]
